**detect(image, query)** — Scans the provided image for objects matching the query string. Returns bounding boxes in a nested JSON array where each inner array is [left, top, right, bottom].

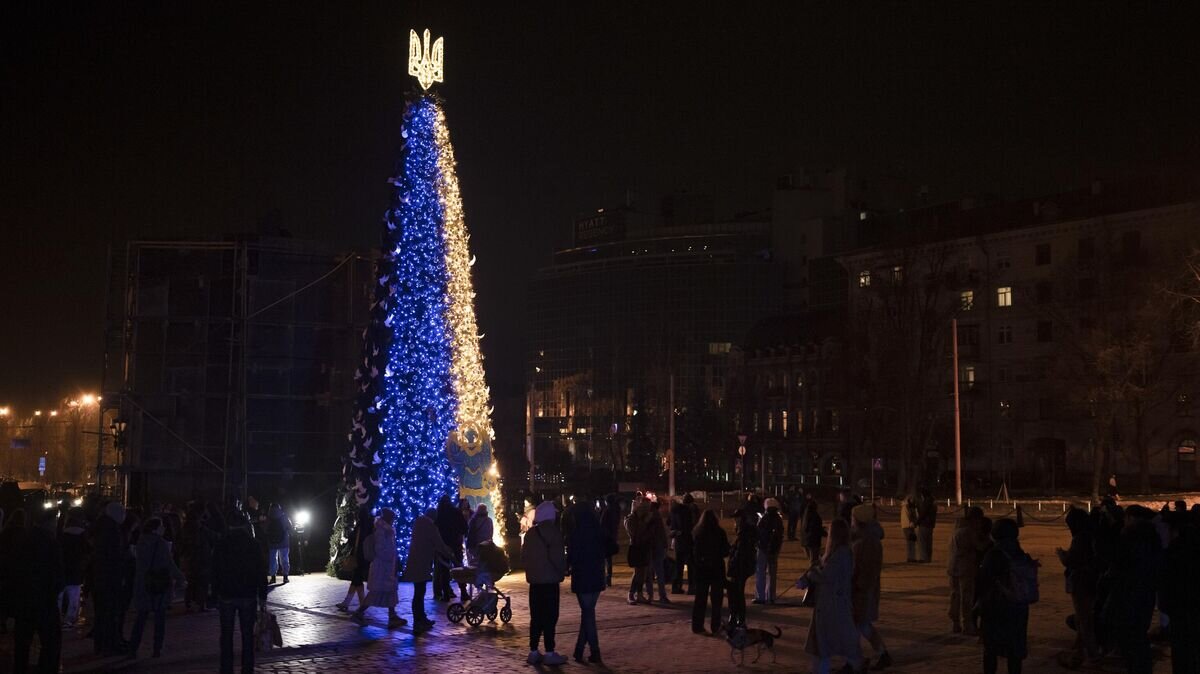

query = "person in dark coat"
[[851, 505, 891, 669], [58, 509, 90, 627], [567, 502, 609, 664], [1162, 511, 1200, 674], [434, 495, 468, 601], [213, 507, 267, 674], [690, 509, 729, 635], [128, 517, 186, 659], [915, 487, 937, 563], [1055, 507, 1100, 668], [976, 518, 1031, 674], [599, 495, 621, 588], [1102, 505, 1162, 674], [10, 507, 64, 674], [754, 498, 784, 604], [0, 508, 27, 636], [90, 501, 129, 656], [337, 503, 373, 612], [726, 508, 758, 628], [181, 501, 216, 612], [264, 503, 291, 584], [787, 488, 805, 541], [801, 494, 826, 561], [669, 495, 696, 595]]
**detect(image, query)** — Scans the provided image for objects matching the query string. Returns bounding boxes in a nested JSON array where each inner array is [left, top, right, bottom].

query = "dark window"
[[1036, 281, 1054, 304], [1122, 231, 1142, 260], [958, 324, 980, 346], [1035, 243, 1052, 265], [1078, 237, 1095, 264], [1079, 316, 1094, 335], [1078, 278, 1095, 300], [1037, 321, 1054, 342], [998, 325, 1013, 344], [1038, 397, 1054, 419], [997, 367, 1010, 383]]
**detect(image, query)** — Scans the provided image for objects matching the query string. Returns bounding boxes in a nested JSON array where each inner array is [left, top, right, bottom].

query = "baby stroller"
[[447, 542, 512, 627]]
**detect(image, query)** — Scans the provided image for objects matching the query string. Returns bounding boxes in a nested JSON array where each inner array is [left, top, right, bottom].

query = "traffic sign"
[[38, 456, 46, 476], [872, 457, 883, 471]]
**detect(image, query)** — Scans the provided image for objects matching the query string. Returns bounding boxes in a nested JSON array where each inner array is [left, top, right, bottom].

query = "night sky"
[[1, 3, 1197, 410]]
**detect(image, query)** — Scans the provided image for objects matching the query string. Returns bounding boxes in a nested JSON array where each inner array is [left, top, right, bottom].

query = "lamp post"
[[738, 434, 748, 500]]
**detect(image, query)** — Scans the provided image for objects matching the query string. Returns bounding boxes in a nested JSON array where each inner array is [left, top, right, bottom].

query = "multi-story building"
[[526, 197, 783, 491], [839, 176, 1200, 491], [103, 236, 373, 505]]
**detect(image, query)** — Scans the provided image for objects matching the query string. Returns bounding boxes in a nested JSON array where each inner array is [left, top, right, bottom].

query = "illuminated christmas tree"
[[340, 29, 501, 566]]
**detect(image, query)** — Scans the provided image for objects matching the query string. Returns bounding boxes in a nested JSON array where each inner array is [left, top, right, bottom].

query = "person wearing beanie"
[[522, 500, 567, 666], [851, 504, 891, 669]]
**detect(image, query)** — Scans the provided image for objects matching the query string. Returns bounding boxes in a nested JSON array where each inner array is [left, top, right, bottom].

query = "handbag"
[[256, 608, 283, 651]]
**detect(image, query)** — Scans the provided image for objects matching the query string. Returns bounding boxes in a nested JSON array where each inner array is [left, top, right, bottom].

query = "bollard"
[[990, 499, 994, 510], [1039, 501, 1042, 511], [968, 499, 972, 507]]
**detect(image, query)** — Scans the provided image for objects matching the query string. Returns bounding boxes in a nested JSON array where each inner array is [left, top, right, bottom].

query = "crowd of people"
[[0, 496, 273, 674]]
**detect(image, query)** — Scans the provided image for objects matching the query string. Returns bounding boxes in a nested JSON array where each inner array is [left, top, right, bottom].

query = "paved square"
[[7, 506, 1170, 673]]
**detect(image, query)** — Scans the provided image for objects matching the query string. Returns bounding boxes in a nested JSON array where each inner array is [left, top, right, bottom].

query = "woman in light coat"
[[351, 508, 407, 628], [801, 518, 864, 674], [899, 494, 918, 563]]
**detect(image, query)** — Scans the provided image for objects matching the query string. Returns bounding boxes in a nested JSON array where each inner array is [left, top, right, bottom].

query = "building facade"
[[839, 177, 1200, 491], [526, 200, 783, 491]]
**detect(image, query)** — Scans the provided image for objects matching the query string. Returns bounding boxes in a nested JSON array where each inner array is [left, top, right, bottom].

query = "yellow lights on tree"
[[408, 28, 444, 91]]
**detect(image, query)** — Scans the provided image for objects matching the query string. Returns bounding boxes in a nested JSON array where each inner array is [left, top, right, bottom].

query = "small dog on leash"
[[723, 623, 782, 665]]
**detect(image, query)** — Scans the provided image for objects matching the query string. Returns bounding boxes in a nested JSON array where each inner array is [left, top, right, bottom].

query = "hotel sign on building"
[[574, 210, 626, 246]]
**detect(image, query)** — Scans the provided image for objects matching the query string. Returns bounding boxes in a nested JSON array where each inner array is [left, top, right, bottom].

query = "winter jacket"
[[947, 517, 983, 578], [90, 514, 127, 589], [1061, 509, 1099, 595], [436, 501, 469, 555], [801, 503, 826, 550], [522, 521, 566, 585], [916, 492, 937, 528], [728, 519, 758, 580], [467, 513, 494, 550], [212, 527, 267, 601], [645, 509, 669, 554], [669, 502, 696, 554], [265, 504, 291, 549], [401, 514, 449, 584], [566, 505, 607, 595], [369, 517, 401, 591], [691, 522, 730, 577], [851, 521, 884, 624], [804, 546, 861, 660], [757, 508, 785, 556], [8, 525, 64, 616], [976, 537, 1031, 659], [899, 499, 916, 531], [132, 532, 185, 611], [599, 504, 621, 546], [60, 525, 91, 586]]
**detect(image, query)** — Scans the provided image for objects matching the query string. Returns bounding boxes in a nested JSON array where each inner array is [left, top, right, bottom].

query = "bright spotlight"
[[293, 510, 311, 529]]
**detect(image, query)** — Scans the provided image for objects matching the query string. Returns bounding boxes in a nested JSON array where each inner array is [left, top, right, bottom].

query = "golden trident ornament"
[[408, 28, 444, 91]]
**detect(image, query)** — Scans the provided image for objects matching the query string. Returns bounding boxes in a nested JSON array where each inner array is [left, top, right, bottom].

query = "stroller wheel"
[[466, 610, 485, 627], [447, 603, 465, 623], [486, 609, 498, 622], [500, 605, 512, 623]]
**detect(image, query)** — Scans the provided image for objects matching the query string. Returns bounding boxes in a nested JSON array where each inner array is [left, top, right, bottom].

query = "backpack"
[[1003, 551, 1040, 605]]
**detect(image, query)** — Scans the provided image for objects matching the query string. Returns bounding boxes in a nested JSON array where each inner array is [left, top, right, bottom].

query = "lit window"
[[997, 286, 1012, 307], [707, 342, 732, 355], [860, 211, 868, 221], [998, 325, 1013, 344], [859, 270, 871, 287], [891, 265, 904, 283], [998, 367, 1010, 383], [796, 409, 804, 434], [782, 410, 789, 437], [996, 255, 1011, 270], [753, 412, 759, 433], [960, 365, 976, 390], [960, 290, 974, 311]]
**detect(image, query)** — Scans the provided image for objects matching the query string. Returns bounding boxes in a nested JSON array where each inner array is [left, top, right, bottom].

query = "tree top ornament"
[[408, 28, 444, 91]]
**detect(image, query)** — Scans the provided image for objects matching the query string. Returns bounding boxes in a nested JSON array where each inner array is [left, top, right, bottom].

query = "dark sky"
[[1, 3, 1197, 410]]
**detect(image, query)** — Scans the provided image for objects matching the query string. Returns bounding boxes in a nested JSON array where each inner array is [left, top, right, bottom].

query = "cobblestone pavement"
[[4, 509, 1173, 673]]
